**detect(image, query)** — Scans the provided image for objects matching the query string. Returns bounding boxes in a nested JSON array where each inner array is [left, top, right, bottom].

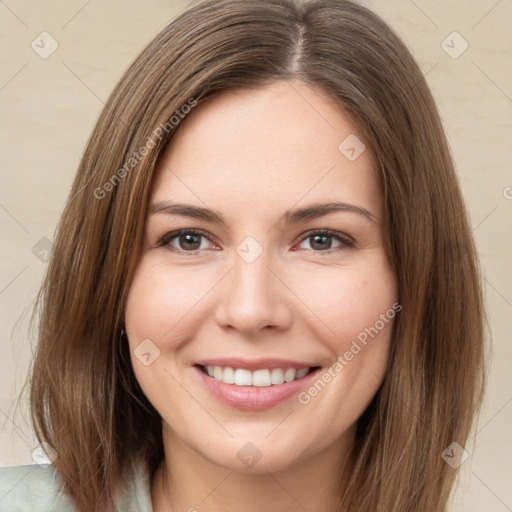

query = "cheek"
[[290, 255, 397, 353], [124, 260, 214, 345], [123, 260, 201, 411], [292, 257, 397, 430]]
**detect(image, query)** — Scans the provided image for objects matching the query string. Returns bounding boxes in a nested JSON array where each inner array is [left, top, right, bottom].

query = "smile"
[[193, 359, 322, 411], [199, 365, 316, 386]]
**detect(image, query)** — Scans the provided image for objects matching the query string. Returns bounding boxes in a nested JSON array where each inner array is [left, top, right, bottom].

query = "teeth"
[[252, 369, 271, 387], [223, 367, 235, 384], [284, 368, 296, 382], [296, 368, 309, 379], [234, 368, 252, 386], [204, 366, 311, 386], [270, 368, 284, 385]]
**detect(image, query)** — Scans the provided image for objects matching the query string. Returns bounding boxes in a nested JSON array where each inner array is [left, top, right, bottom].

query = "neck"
[[151, 423, 355, 512]]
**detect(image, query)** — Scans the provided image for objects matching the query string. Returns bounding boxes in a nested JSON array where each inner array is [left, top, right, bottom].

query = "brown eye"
[[297, 230, 354, 253], [177, 233, 202, 250], [158, 229, 214, 252], [309, 234, 334, 250]]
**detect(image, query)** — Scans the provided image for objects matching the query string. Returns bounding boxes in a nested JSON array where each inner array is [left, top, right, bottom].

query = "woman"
[[0, 0, 485, 511]]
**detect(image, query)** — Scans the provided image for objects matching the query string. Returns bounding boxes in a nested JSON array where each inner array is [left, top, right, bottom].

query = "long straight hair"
[[28, 1, 486, 510]]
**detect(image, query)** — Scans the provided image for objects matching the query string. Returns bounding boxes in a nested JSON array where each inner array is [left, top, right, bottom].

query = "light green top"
[[0, 458, 153, 511]]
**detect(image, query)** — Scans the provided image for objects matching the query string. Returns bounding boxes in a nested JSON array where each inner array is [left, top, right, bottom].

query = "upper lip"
[[194, 358, 319, 371]]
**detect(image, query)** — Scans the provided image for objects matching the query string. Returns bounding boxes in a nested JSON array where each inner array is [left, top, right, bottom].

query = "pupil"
[[181, 234, 200, 250], [311, 235, 330, 250]]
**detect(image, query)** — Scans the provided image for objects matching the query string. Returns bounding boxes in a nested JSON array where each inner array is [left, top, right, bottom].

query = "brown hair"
[[28, 0, 486, 510]]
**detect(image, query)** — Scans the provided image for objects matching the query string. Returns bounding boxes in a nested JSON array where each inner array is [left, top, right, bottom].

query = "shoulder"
[[0, 458, 154, 512], [116, 456, 154, 512], [0, 464, 76, 511]]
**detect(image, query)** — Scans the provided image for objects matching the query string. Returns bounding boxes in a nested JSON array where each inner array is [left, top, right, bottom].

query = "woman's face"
[[125, 79, 398, 473]]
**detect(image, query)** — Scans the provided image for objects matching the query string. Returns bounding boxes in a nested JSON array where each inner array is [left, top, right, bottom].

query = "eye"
[[157, 229, 217, 253], [296, 230, 354, 253], [156, 228, 354, 255]]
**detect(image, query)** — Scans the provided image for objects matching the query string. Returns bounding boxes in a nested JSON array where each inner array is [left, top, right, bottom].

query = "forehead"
[[150, 79, 381, 222]]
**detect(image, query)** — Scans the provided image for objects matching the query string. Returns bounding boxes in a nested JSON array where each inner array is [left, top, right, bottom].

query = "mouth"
[[193, 361, 322, 411], [196, 364, 321, 386]]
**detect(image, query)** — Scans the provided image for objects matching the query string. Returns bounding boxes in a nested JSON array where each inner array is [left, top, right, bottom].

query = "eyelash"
[[156, 228, 354, 255]]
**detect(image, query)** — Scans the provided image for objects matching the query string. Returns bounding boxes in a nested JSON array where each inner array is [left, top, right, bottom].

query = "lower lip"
[[194, 366, 320, 411]]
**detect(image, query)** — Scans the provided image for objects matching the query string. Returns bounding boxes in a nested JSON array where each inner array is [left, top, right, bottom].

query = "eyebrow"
[[149, 200, 376, 225]]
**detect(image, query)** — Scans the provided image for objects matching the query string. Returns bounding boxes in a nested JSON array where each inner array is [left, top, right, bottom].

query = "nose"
[[214, 249, 293, 335]]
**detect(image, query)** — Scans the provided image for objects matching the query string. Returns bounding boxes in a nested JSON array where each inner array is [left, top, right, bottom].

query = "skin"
[[124, 79, 398, 511]]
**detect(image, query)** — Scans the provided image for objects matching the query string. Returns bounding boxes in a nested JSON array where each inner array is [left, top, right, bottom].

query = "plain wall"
[[1, 1, 511, 510]]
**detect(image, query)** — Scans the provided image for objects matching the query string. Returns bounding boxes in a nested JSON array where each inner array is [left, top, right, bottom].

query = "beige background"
[[0, 0, 511, 510]]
